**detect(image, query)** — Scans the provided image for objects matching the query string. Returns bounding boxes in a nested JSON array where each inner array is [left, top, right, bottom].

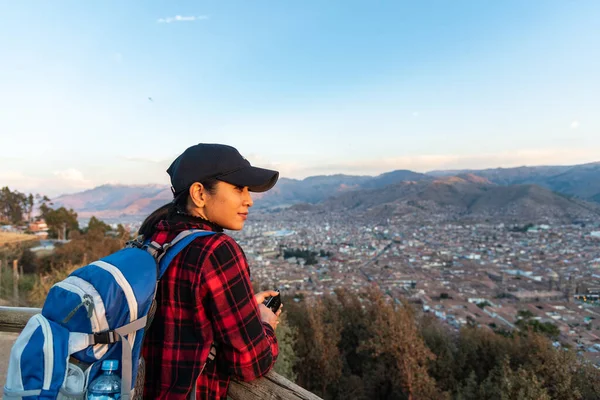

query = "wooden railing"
[[0, 306, 322, 400]]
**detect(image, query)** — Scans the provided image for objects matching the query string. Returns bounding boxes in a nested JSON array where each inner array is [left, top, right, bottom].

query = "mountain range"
[[51, 162, 600, 223]]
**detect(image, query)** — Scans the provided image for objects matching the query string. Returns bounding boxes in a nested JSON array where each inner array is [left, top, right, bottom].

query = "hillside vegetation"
[[0, 232, 38, 246], [280, 289, 600, 400]]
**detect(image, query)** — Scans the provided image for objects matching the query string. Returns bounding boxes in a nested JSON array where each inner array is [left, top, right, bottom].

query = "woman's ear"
[[188, 182, 206, 208]]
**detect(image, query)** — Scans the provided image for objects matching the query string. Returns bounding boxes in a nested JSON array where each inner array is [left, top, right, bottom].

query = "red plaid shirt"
[[142, 215, 278, 399]]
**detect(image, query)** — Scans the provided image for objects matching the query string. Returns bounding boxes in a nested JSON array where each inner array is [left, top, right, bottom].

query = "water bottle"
[[86, 360, 121, 400]]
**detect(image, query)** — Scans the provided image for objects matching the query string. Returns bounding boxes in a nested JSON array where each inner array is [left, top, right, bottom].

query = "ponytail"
[[138, 179, 219, 239], [138, 203, 173, 239]]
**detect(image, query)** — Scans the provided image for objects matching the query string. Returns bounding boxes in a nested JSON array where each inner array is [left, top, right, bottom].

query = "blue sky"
[[1, 0, 599, 196]]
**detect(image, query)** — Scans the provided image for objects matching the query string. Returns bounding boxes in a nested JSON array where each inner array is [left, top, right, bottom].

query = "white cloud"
[[43, 169, 95, 195], [53, 169, 88, 184], [157, 15, 209, 24], [571, 120, 580, 129], [0, 171, 41, 190], [0, 170, 94, 206]]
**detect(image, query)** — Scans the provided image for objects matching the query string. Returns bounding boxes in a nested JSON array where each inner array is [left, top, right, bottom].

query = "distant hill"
[[50, 170, 427, 218], [318, 179, 600, 223], [52, 184, 171, 219], [253, 175, 371, 207], [358, 170, 431, 189], [49, 161, 600, 222], [427, 162, 600, 203]]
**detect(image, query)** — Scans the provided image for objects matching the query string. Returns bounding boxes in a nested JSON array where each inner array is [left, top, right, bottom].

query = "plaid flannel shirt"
[[142, 216, 278, 399]]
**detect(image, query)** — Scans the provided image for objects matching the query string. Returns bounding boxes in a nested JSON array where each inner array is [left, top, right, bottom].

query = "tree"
[[85, 216, 111, 236], [290, 297, 342, 398], [0, 187, 28, 224], [117, 224, 129, 240], [273, 314, 298, 381], [455, 371, 479, 400], [574, 363, 600, 399], [496, 358, 551, 400], [453, 326, 510, 386], [477, 301, 492, 309], [18, 248, 39, 274], [39, 205, 79, 239], [517, 309, 534, 319], [24, 194, 34, 222], [515, 310, 560, 340], [360, 289, 444, 400], [334, 288, 371, 377], [516, 334, 582, 400], [419, 315, 458, 393]]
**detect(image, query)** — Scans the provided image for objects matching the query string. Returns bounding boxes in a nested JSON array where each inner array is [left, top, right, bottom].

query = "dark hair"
[[138, 179, 219, 239]]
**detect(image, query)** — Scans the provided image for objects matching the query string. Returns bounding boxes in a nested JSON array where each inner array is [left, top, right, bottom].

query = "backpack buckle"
[[91, 330, 120, 344], [144, 241, 165, 259]]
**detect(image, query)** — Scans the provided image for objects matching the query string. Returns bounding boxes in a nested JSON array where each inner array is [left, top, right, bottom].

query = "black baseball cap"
[[167, 143, 279, 196]]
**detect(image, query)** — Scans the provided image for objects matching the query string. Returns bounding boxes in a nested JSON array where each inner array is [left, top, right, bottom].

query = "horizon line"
[[49, 158, 600, 199]]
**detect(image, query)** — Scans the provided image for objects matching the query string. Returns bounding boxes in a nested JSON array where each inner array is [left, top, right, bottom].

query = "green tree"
[[290, 297, 342, 398], [39, 205, 79, 239], [419, 315, 458, 393], [455, 371, 479, 400], [273, 314, 298, 381], [517, 309, 534, 319], [85, 216, 111, 236], [515, 312, 561, 340], [574, 363, 600, 400], [453, 326, 510, 385], [24, 194, 34, 222], [517, 334, 582, 400], [18, 248, 39, 274], [498, 358, 551, 400], [0, 187, 28, 224], [335, 288, 371, 378], [477, 301, 492, 309]]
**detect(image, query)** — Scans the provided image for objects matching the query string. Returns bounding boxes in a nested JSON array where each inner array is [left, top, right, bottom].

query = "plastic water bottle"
[[86, 360, 121, 400]]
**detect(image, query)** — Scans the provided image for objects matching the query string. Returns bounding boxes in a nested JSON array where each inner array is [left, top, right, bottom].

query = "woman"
[[140, 143, 282, 399]]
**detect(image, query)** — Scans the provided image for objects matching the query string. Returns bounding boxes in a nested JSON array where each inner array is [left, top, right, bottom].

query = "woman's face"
[[201, 181, 254, 230]]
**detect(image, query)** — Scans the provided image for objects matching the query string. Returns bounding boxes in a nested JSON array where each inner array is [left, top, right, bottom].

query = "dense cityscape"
[[222, 210, 600, 367]]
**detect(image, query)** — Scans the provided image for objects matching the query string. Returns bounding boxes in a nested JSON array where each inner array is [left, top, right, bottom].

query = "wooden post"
[[1, 252, 6, 298], [13, 259, 19, 305], [0, 258, 3, 298]]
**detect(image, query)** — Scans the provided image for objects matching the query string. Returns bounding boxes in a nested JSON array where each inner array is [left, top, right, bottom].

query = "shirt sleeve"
[[199, 235, 278, 381]]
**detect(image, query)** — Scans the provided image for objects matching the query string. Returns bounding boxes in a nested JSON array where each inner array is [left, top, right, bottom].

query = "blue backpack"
[[4, 229, 215, 400]]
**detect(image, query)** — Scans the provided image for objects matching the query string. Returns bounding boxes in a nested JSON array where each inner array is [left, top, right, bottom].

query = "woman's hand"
[[254, 290, 278, 304], [255, 290, 283, 330]]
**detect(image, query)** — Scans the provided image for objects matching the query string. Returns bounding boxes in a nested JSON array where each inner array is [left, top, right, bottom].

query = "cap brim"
[[218, 166, 279, 193]]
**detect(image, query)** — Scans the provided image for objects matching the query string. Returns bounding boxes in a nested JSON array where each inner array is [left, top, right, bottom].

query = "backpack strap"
[[144, 229, 218, 398], [88, 315, 148, 400], [145, 229, 216, 279]]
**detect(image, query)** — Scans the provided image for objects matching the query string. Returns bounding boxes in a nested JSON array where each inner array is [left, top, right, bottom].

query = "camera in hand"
[[264, 290, 281, 313]]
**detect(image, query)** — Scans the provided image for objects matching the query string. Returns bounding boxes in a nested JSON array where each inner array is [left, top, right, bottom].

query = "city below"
[[218, 209, 600, 367]]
